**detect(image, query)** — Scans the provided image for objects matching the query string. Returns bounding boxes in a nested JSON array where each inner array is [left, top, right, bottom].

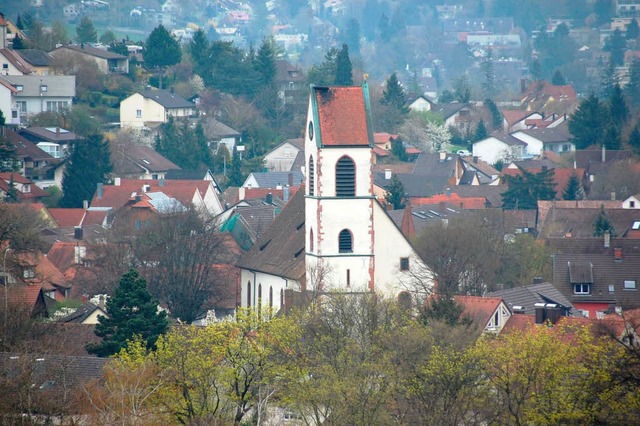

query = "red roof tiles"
[[314, 86, 371, 147], [410, 193, 486, 209], [48, 208, 85, 227], [455, 295, 504, 328]]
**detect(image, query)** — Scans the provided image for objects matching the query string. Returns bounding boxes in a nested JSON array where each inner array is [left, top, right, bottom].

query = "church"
[[236, 83, 431, 311]]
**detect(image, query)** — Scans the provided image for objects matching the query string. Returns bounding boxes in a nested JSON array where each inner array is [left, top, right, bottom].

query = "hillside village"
[[2, 0, 640, 423]]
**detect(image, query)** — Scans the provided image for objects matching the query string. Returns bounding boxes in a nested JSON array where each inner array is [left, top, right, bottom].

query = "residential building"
[[455, 295, 512, 334], [264, 138, 304, 172], [0, 172, 48, 202], [511, 122, 574, 155], [242, 171, 305, 189], [202, 118, 242, 152], [2, 75, 76, 119], [4, 129, 57, 182], [50, 44, 129, 74], [488, 280, 575, 316], [110, 139, 180, 179], [19, 126, 81, 159], [0, 77, 19, 124], [15, 49, 53, 75], [473, 133, 527, 164], [119, 88, 195, 129], [0, 47, 34, 75]]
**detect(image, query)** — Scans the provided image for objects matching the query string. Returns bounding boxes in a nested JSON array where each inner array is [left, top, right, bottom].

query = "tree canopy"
[[501, 168, 557, 210], [75, 16, 98, 43], [568, 94, 611, 149], [334, 44, 353, 86], [143, 25, 182, 69]]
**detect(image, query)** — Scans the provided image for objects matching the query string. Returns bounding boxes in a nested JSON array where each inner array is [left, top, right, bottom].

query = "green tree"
[[609, 84, 628, 130], [384, 175, 405, 209], [420, 295, 468, 326], [381, 73, 409, 115], [453, 75, 471, 103], [308, 48, 338, 86], [99, 30, 117, 45], [594, 205, 616, 236], [481, 50, 496, 97], [87, 269, 168, 357], [334, 44, 353, 86], [228, 146, 244, 186], [391, 136, 408, 161], [51, 20, 70, 46], [3, 175, 19, 203], [530, 58, 543, 81], [562, 173, 584, 200], [189, 28, 210, 76], [254, 36, 277, 86], [603, 124, 621, 150], [474, 119, 488, 141], [600, 61, 619, 98], [569, 94, 611, 149], [75, 16, 98, 43], [625, 59, 640, 105], [144, 25, 182, 88], [155, 118, 212, 170], [60, 134, 112, 208], [439, 90, 455, 103], [502, 168, 557, 210], [484, 98, 504, 130], [551, 69, 567, 85], [11, 35, 24, 49], [628, 18, 640, 39], [628, 124, 640, 154], [605, 29, 627, 67]]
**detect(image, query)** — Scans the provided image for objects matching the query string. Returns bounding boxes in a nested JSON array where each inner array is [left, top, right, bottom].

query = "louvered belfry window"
[[339, 229, 353, 253], [336, 156, 355, 196], [309, 156, 315, 196]]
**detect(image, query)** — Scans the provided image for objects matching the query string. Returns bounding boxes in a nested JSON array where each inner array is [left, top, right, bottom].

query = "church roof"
[[312, 85, 372, 147]]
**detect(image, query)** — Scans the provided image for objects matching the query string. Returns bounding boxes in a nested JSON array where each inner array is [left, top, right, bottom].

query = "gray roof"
[[205, 118, 241, 139], [236, 189, 306, 281], [451, 185, 505, 208], [19, 127, 80, 143], [248, 171, 304, 188], [482, 132, 527, 146], [515, 122, 571, 143], [54, 44, 127, 60], [3, 74, 76, 97], [139, 88, 195, 109], [110, 140, 181, 175], [432, 102, 466, 119], [59, 302, 105, 323], [16, 49, 52, 67], [487, 282, 574, 315]]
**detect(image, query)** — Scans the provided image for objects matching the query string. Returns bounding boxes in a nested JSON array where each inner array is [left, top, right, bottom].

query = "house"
[[517, 81, 578, 114], [622, 193, 640, 209], [18, 126, 81, 159], [408, 95, 436, 112], [14, 49, 53, 76], [6, 285, 49, 318], [510, 122, 574, 155], [119, 88, 196, 129], [274, 60, 306, 103], [0, 172, 48, 202], [50, 44, 129, 74], [473, 133, 527, 164], [59, 302, 108, 325], [4, 129, 56, 182], [455, 295, 512, 334], [242, 171, 305, 189], [0, 76, 19, 124], [487, 279, 575, 316], [264, 138, 305, 172], [2, 75, 76, 119], [90, 178, 223, 217], [110, 139, 181, 179], [432, 102, 470, 128], [501, 110, 543, 133], [549, 238, 640, 318], [202, 118, 242, 152]]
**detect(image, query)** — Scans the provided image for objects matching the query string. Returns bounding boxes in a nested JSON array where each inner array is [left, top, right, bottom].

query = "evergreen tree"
[[308, 48, 338, 86], [562, 173, 584, 200], [11, 35, 24, 49], [605, 29, 627, 67], [384, 175, 406, 209], [530, 58, 543, 81], [474, 119, 488, 141], [481, 50, 496, 97], [51, 21, 70, 46], [75, 16, 98, 43], [625, 59, 640, 105], [391, 137, 408, 161], [628, 18, 640, 40], [439, 90, 455, 103], [484, 98, 503, 130], [502, 168, 557, 210], [603, 125, 621, 150], [569, 94, 611, 149], [609, 84, 628, 130], [189, 28, 210, 75], [228, 146, 244, 186], [16, 14, 25, 31], [453, 75, 471, 103], [60, 134, 112, 208], [144, 25, 182, 88], [87, 269, 168, 357], [334, 44, 353, 86], [254, 36, 277, 86], [378, 13, 391, 42], [4, 175, 19, 203], [381, 73, 409, 115], [594, 205, 616, 237], [346, 18, 361, 55], [551, 70, 567, 85], [600, 61, 618, 98], [629, 124, 640, 154]]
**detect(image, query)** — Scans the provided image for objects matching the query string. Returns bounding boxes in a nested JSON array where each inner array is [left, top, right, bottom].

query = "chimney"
[[573, 160, 577, 169], [611, 190, 616, 201], [446, 187, 451, 197], [614, 247, 622, 261], [534, 303, 546, 324], [142, 184, 150, 193], [114, 177, 121, 186], [56, 127, 60, 135], [604, 230, 610, 248], [83, 200, 88, 209], [266, 192, 273, 204], [283, 186, 290, 203], [602, 145, 606, 163], [512, 306, 525, 314], [439, 201, 445, 213], [74, 226, 83, 240], [533, 276, 543, 284], [159, 177, 165, 187], [288, 172, 294, 187], [384, 169, 392, 180], [473, 156, 478, 163], [439, 152, 446, 162], [97, 183, 103, 199], [544, 304, 561, 325]]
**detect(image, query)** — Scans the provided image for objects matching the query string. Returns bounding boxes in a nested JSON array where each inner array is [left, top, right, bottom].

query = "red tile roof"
[[82, 210, 108, 226], [47, 241, 81, 275], [90, 179, 211, 210], [410, 193, 486, 209], [313, 85, 371, 147], [373, 132, 398, 144], [502, 110, 532, 125], [455, 295, 503, 328], [7, 285, 44, 308], [0, 172, 31, 184], [48, 208, 85, 227], [373, 146, 390, 157]]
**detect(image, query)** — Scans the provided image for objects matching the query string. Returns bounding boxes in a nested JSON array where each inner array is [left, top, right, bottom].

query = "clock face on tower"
[[308, 121, 314, 141]]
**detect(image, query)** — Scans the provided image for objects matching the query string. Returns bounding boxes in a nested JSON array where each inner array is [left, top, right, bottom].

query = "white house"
[[2, 75, 76, 120], [264, 138, 304, 172], [473, 133, 527, 164], [408, 95, 436, 112], [0, 76, 19, 125], [237, 83, 432, 313], [622, 193, 640, 209], [511, 123, 574, 155], [50, 44, 129, 74], [120, 88, 196, 129]]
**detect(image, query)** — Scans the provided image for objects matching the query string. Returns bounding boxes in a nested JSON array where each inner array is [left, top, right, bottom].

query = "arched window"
[[309, 156, 315, 196], [247, 281, 251, 307], [339, 229, 353, 253], [258, 284, 262, 316], [269, 286, 273, 307], [336, 156, 355, 197], [310, 228, 314, 252]]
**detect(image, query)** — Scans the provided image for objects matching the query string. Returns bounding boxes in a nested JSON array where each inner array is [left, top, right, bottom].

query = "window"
[[624, 280, 637, 290], [309, 228, 314, 252], [16, 101, 26, 113], [136, 109, 142, 118], [2, 63, 7, 69], [308, 156, 315, 196], [269, 286, 273, 307], [23, 268, 35, 279], [247, 281, 252, 307], [11, 110, 17, 119], [400, 257, 409, 271], [574, 283, 590, 294], [46, 101, 68, 112], [609, 284, 615, 293], [338, 229, 352, 253], [16, 85, 23, 92], [631, 201, 636, 208], [346, 269, 350, 287], [493, 310, 500, 327], [336, 156, 355, 197], [40, 85, 48, 92]]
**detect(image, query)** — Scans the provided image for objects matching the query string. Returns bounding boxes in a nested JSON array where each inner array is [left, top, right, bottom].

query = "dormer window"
[[40, 85, 48, 92], [16, 85, 23, 91], [23, 268, 35, 279], [574, 283, 590, 295]]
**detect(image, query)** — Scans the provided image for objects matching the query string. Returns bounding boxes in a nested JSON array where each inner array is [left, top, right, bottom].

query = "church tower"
[[304, 83, 377, 291]]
